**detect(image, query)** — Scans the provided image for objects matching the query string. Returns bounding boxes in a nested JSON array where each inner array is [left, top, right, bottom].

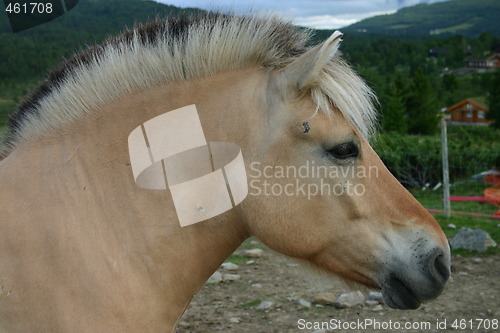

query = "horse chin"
[[380, 276, 422, 310], [377, 247, 450, 310]]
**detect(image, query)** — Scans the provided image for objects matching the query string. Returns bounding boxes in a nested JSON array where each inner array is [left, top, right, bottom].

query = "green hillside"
[[0, 0, 200, 84], [343, 0, 500, 37], [0, 0, 200, 126]]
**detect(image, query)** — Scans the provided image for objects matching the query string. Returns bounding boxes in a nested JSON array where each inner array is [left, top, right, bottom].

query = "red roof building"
[[445, 99, 492, 126]]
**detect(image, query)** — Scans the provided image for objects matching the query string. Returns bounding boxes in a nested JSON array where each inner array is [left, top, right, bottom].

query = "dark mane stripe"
[[1, 12, 376, 157]]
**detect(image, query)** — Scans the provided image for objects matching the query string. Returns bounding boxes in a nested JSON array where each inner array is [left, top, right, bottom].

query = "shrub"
[[372, 126, 500, 188]]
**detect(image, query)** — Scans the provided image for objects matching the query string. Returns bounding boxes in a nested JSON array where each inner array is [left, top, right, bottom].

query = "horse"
[[0, 13, 450, 332]]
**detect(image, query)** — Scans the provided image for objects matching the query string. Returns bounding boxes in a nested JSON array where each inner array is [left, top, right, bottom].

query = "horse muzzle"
[[379, 246, 451, 309]]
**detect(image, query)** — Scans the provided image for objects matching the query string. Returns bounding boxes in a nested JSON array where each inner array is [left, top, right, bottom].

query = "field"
[[177, 238, 499, 333], [430, 22, 474, 35], [413, 180, 499, 254]]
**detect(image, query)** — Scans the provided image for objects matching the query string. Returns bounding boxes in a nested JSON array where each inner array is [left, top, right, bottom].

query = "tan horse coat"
[[0, 14, 450, 332]]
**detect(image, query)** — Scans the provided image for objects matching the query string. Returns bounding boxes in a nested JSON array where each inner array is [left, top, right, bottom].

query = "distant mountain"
[[343, 0, 500, 37]]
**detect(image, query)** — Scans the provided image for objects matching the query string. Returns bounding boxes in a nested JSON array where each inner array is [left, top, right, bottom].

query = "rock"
[[450, 227, 497, 252], [447, 223, 456, 229], [432, 182, 442, 191], [372, 305, 384, 311], [256, 301, 273, 310], [365, 300, 379, 306], [367, 291, 384, 304], [228, 317, 240, 324], [206, 271, 222, 284], [312, 330, 327, 333], [244, 249, 264, 258], [333, 291, 365, 309], [223, 273, 241, 281], [251, 283, 262, 288], [313, 293, 336, 305], [297, 299, 312, 308], [473, 258, 483, 264], [246, 260, 256, 265], [286, 296, 298, 302], [178, 321, 190, 328], [221, 262, 239, 271]]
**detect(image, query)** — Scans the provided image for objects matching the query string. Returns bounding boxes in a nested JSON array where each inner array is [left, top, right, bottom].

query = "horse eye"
[[328, 142, 359, 159]]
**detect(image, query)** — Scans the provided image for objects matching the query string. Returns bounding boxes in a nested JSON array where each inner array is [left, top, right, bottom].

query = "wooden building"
[[466, 53, 500, 69], [445, 99, 492, 126]]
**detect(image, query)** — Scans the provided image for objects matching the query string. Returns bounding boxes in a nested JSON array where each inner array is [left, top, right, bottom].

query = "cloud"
[[294, 10, 397, 29], [155, 0, 452, 29], [395, 0, 450, 8], [294, 15, 358, 30]]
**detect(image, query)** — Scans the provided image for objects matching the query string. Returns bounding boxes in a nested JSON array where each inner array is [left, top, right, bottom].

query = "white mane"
[[1, 13, 377, 156]]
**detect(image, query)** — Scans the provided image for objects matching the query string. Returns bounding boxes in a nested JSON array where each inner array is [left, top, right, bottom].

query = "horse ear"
[[280, 30, 343, 92]]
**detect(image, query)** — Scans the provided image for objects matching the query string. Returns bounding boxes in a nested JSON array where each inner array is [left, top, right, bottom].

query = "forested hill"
[[343, 0, 500, 37], [0, 0, 201, 83], [0, 0, 200, 35]]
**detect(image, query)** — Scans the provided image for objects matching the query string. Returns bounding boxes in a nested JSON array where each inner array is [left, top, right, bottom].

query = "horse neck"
[[1, 67, 268, 327]]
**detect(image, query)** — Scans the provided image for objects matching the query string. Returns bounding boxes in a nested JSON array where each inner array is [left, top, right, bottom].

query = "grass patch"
[[432, 213, 499, 255], [420, 210, 499, 255], [388, 24, 412, 30], [452, 247, 498, 256], [225, 254, 248, 265], [311, 306, 329, 315], [239, 236, 267, 250], [413, 180, 497, 215], [241, 299, 261, 308], [0, 99, 16, 127], [430, 22, 474, 35], [413, 178, 499, 255]]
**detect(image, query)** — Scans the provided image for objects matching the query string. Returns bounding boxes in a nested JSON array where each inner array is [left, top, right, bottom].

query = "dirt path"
[[177, 238, 499, 333]]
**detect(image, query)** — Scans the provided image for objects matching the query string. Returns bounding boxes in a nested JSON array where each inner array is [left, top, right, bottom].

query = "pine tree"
[[382, 74, 408, 134], [406, 69, 440, 135], [442, 74, 458, 92], [486, 70, 500, 129]]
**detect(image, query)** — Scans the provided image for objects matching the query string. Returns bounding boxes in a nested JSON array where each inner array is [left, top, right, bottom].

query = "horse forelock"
[[0, 12, 377, 157]]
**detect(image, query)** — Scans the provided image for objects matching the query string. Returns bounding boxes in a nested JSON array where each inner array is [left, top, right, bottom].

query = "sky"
[[154, 0, 452, 29]]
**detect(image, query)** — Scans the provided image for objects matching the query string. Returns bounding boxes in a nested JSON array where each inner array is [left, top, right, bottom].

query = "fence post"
[[440, 117, 451, 218]]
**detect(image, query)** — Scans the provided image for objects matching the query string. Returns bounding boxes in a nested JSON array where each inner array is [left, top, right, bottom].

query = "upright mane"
[[0, 12, 376, 157]]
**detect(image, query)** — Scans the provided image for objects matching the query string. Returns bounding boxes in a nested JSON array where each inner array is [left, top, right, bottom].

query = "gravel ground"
[[177, 238, 499, 333]]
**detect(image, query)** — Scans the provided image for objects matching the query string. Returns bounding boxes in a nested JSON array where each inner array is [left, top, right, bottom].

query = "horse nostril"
[[429, 250, 450, 283]]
